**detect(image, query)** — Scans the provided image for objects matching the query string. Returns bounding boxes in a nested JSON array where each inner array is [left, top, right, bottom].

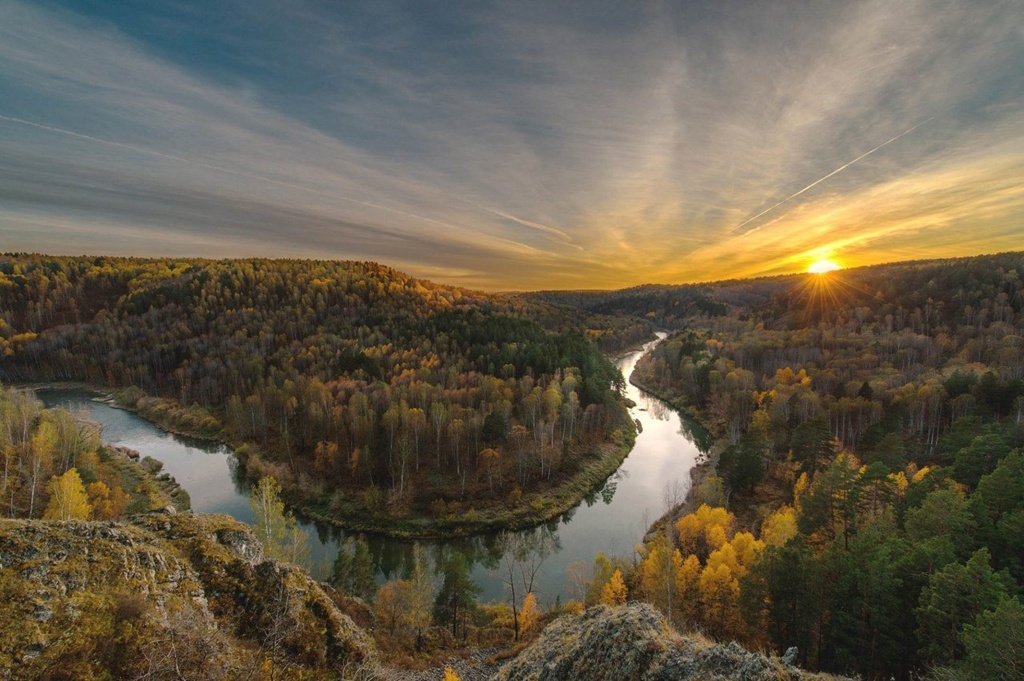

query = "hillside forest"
[[0, 255, 649, 536], [539, 252, 1024, 680]]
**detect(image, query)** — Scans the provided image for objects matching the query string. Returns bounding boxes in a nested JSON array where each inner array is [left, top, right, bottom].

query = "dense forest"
[[555, 252, 1024, 680], [0, 255, 644, 534]]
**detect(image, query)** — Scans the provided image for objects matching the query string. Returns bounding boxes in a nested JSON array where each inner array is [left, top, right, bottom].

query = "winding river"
[[37, 334, 708, 604]]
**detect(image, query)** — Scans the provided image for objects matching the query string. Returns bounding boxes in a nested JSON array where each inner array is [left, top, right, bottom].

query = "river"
[[36, 334, 708, 605]]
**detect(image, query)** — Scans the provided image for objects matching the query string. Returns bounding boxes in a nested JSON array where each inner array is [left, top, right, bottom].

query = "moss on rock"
[[0, 512, 375, 679], [493, 603, 846, 681]]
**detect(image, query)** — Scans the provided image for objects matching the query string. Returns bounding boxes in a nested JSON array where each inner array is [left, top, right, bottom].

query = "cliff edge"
[[493, 603, 845, 681], [0, 512, 374, 679]]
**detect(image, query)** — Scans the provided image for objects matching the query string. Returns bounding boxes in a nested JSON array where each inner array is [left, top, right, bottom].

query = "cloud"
[[0, 0, 1021, 289]]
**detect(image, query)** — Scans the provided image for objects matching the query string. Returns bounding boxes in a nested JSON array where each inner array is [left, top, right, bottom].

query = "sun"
[[808, 259, 841, 274]]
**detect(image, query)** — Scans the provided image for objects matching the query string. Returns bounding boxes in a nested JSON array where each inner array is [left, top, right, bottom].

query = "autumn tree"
[[375, 580, 413, 635], [497, 529, 554, 641], [408, 546, 434, 649], [43, 468, 91, 520], [27, 419, 57, 517], [698, 563, 741, 639], [600, 569, 627, 606], [760, 506, 797, 547], [675, 504, 734, 562], [639, 532, 683, 624], [583, 552, 616, 605], [249, 476, 310, 568], [517, 592, 540, 637], [479, 448, 500, 496], [86, 481, 129, 521]]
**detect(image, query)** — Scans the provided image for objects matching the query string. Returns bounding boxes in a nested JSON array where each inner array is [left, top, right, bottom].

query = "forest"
[[5, 251, 1024, 679], [0, 254, 643, 535], [554, 251, 1024, 680]]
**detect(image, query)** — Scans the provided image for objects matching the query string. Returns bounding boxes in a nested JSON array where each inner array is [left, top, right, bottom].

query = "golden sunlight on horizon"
[[808, 259, 842, 274]]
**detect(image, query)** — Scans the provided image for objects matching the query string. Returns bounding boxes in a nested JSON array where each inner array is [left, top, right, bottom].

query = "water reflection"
[[35, 336, 707, 605], [638, 393, 672, 421], [680, 416, 712, 454]]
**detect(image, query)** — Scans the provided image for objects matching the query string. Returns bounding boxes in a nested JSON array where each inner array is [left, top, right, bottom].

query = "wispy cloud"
[[0, 0, 1021, 289]]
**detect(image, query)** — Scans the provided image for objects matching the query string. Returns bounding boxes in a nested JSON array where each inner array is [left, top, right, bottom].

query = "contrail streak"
[[731, 117, 935, 235], [0, 112, 544, 254]]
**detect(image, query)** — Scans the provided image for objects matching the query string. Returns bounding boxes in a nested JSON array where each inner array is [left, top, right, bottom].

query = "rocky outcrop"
[[0, 512, 375, 679], [493, 603, 844, 681], [0, 515, 846, 680]]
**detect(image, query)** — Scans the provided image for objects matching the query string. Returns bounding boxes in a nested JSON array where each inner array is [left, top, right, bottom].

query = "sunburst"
[[808, 259, 841, 274], [787, 259, 869, 322]]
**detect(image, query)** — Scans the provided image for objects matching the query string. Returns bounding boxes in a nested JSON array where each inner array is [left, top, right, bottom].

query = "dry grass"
[[484, 641, 530, 665]]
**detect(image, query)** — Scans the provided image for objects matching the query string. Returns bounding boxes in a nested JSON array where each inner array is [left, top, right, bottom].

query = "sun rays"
[[786, 263, 874, 322], [808, 260, 841, 274]]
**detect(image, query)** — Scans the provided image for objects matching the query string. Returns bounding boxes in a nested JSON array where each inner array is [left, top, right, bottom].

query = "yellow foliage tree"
[[443, 666, 461, 681], [698, 563, 742, 640], [479, 448, 500, 495], [889, 471, 909, 497], [600, 569, 627, 606], [675, 504, 735, 561], [760, 506, 797, 547], [706, 543, 740, 576], [28, 420, 57, 517], [517, 592, 540, 635], [43, 468, 91, 520], [727, 531, 764, 574], [585, 552, 615, 605], [640, 534, 684, 623], [249, 476, 310, 568], [87, 481, 129, 520], [675, 553, 702, 626], [793, 471, 810, 513]]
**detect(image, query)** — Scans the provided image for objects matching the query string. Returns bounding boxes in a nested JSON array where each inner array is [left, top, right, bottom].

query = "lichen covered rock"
[[493, 603, 842, 681], [0, 512, 375, 679]]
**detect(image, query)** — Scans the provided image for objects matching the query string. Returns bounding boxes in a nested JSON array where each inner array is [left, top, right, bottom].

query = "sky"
[[0, 0, 1022, 291]]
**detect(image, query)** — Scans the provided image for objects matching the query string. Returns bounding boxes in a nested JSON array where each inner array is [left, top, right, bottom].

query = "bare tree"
[[662, 477, 685, 517], [566, 560, 590, 604], [138, 600, 231, 680], [257, 575, 300, 681], [497, 528, 558, 641]]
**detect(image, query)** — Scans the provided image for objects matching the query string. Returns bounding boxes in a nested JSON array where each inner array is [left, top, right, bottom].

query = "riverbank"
[[24, 380, 639, 540], [9, 381, 223, 442], [628, 369, 726, 541], [293, 419, 637, 539], [11, 382, 193, 513]]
